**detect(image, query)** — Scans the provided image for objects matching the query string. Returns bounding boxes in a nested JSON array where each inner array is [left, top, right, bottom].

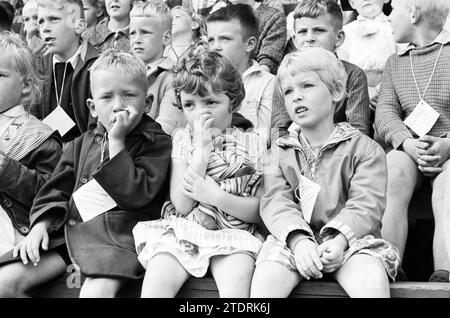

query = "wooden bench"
[[29, 274, 450, 298]]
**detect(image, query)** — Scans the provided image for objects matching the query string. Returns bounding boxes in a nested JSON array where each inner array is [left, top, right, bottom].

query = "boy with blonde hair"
[[252, 47, 399, 298], [129, 0, 183, 135], [31, 0, 98, 143], [375, 0, 450, 283], [0, 49, 171, 297]]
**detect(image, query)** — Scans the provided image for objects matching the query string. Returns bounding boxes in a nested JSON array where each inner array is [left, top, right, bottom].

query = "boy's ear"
[[191, 20, 200, 31], [409, 6, 420, 24], [332, 81, 346, 103], [86, 99, 98, 118], [163, 30, 172, 47], [74, 18, 87, 35], [334, 29, 346, 50], [96, 7, 104, 19], [21, 78, 32, 96], [245, 36, 257, 55]]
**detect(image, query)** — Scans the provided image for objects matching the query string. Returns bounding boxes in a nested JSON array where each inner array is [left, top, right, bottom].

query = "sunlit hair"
[[172, 5, 207, 42], [37, 0, 85, 19], [23, 0, 39, 11], [89, 49, 148, 93], [0, 31, 41, 109], [277, 47, 347, 104], [172, 45, 244, 112], [293, 0, 343, 32], [130, 0, 172, 31], [398, 0, 449, 28]]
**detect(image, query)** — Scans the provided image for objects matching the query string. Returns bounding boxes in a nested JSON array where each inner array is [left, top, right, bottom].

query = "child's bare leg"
[[79, 277, 125, 298], [210, 253, 255, 298], [250, 261, 301, 298], [431, 160, 450, 272], [334, 254, 390, 298], [0, 252, 66, 298], [382, 150, 422, 260], [140, 252, 190, 298]]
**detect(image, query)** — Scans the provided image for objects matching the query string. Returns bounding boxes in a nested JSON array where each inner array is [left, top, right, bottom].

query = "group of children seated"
[[0, 0, 449, 298]]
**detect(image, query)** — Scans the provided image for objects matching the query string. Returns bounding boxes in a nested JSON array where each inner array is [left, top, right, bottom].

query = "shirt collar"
[[0, 105, 26, 118], [52, 39, 88, 70], [357, 12, 389, 23], [397, 29, 450, 56], [242, 60, 265, 79], [146, 57, 174, 76]]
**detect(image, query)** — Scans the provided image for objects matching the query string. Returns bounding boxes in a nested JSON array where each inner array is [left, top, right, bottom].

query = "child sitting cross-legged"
[[0, 49, 172, 298], [251, 47, 400, 298], [133, 46, 266, 298]]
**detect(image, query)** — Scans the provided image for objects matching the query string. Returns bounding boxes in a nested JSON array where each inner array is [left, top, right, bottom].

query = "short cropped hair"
[[400, 0, 449, 28], [37, 0, 85, 19], [89, 49, 148, 93], [172, 45, 245, 111], [293, 0, 343, 32], [0, 31, 41, 109], [130, 0, 172, 31], [206, 4, 259, 41], [277, 47, 347, 104]]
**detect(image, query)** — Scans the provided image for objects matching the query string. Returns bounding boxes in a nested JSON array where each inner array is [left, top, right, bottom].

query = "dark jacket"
[[30, 42, 99, 136], [1, 116, 172, 279], [0, 122, 62, 237]]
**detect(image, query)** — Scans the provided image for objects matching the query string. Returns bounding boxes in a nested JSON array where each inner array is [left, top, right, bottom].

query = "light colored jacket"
[[261, 122, 387, 246]]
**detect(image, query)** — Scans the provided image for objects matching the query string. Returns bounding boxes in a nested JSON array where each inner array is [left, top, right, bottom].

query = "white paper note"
[[295, 175, 321, 224], [42, 106, 76, 137], [404, 100, 440, 138], [73, 179, 117, 222]]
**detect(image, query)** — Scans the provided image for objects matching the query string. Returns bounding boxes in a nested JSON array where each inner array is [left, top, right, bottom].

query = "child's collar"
[[397, 29, 450, 56], [356, 12, 388, 22], [52, 39, 87, 70], [276, 122, 358, 150]]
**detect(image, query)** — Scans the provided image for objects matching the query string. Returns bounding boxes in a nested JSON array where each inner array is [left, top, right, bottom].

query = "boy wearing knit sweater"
[[375, 0, 450, 283]]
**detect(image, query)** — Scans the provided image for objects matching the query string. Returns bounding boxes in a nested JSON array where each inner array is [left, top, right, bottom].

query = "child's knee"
[[80, 278, 121, 298], [0, 271, 28, 298], [343, 254, 389, 288]]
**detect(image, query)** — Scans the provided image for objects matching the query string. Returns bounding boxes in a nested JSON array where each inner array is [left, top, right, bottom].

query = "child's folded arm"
[[374, 56, 414, 149], [170, 159, 196, 215], [344, 64, 371, 136], [260, 158, 315, 244], [0, 136, 62, 208], [93, 131, 172, 211], [214, 193, 260, 224], [319, 143, 387, 246]]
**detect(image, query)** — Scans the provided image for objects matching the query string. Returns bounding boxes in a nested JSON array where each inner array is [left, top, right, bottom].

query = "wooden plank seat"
[[29, 274, 450, 298]]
